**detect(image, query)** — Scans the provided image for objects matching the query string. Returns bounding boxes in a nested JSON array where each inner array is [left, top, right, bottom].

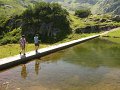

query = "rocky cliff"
[[92, 0, 120, 15]]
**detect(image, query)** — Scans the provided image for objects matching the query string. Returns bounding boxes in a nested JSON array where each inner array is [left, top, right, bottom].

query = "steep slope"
[[0, 0, 98, 19], [51, 0, 98, 11], [0, 0, 120, 15], [0, 0, 25, 17], [92, 0, 120, 15]]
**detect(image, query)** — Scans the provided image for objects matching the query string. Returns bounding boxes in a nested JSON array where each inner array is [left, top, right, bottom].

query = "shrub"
[[20, 2, 71, 43], [0, 2, 71, 44], [0, 27, 21, 45], [75, 9, 91, 18]]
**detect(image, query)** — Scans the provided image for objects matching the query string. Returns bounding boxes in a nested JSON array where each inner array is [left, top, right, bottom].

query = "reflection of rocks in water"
[[21, 64, 27, 79], [0, 82, 10, 90], [35, 60, 41, 75], [25, 85, 60, 90], [85, 69, 120, 90]]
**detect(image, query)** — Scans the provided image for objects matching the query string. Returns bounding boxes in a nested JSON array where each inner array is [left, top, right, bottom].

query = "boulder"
[[112, 15, 120, 22]]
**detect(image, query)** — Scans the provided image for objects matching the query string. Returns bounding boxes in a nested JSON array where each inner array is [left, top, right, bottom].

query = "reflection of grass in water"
[[63, 38, 120, 68], [103, 37, 120, 44], [40, 50, 65, 62]]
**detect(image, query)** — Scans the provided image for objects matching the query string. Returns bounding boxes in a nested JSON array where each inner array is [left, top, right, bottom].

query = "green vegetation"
[[0, 2, 71, 44], [0, 28, 21, 45], [0, 43, 50, 59], [0, 1, 120, 59], [75, 9, 91, 18], [69, 14, 86, 29], [21, 2, 71, 43], [0, 33, 97, 59], [106, 28, 120, 37], [101, 28, 120, 44], [70, 14, 120, 34]]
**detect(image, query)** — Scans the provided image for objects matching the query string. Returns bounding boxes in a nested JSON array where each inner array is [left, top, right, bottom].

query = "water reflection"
[[21, 60, 41, 78], [63, 38, 120, 68], [21, 64, 27, 79], [35, 60, 41, 75], [1, 38, 120, 90]]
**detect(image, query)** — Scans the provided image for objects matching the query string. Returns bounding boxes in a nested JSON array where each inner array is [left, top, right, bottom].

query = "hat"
[[36, 34, 38, 36], [22, 35, 25, 37]]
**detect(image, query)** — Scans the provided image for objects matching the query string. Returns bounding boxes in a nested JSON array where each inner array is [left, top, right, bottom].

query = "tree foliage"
[[20, 2, 71, 43], [0, 2, 71, 44]]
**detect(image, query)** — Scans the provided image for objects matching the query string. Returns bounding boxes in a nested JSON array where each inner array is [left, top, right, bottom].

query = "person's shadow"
[[20, 55, 26, 59]]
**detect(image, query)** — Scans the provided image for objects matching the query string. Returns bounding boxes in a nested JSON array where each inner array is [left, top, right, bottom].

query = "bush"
[[0, 27, 21, 45], [0, 2, 72, 44], [20, 2, 71, 43], [75, 9, 91, 18]]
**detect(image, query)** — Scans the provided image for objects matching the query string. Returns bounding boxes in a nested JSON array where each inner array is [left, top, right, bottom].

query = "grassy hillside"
[[0, 0, 120, 58], [106, 28, 120, 37], [102, 28, 120, 44], [0, 0, 119, 15], [0, 0, 25, 17], [0, 0, 120, 46]]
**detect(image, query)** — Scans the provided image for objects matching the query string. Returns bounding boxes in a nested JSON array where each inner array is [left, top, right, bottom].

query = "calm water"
[[0, 38, 120, 90]]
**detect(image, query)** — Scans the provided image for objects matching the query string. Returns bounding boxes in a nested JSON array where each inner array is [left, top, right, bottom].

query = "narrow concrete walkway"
[[0, 27, 119, 70]]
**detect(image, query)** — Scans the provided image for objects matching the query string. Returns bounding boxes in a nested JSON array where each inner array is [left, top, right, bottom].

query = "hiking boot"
[[36, 50, 38, 53]]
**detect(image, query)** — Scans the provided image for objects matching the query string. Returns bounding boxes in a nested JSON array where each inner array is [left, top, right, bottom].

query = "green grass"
[[69, 14, 86, 30], [102, 28, 120, 44], [0, 43, 50, 59], [57, 33, 98, 43], [106, 28, 120, 37], [105, 38, 120, 44], [69, 14, 120, 32], [0, 0, 25, 18], [0, 33, 98, 59]]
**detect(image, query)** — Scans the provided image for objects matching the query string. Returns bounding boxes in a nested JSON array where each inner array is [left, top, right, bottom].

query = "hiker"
[[34, 34, 39, 53], [19, 35, 26, 55]]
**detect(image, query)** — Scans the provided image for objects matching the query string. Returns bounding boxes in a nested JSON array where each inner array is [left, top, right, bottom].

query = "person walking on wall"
[[19, 35, 26, 55], [34, 34, 39, 53]]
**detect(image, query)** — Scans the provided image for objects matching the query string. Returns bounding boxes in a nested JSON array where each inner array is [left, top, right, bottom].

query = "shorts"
[[35, 43, 39, 46], [20, 44, 25, 49]]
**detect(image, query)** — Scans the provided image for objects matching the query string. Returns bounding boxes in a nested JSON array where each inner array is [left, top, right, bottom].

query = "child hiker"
[[19, 35, 26, 55], [34, 34, 39, 53]]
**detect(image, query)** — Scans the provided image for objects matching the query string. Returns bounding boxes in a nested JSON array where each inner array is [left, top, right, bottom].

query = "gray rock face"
[[92, 0, 120, 15], [112, 15, 120, 22]]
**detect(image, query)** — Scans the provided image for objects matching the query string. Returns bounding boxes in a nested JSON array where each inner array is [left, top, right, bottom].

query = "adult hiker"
[[34, 34, 39, 53], [19, 35, 26, 55]]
